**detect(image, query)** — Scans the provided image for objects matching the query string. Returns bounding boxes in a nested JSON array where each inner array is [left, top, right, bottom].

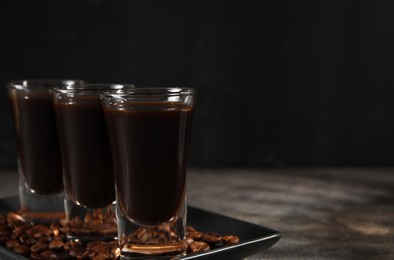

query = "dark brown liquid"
[[10, 92, 63, 195], [104, 102, 193, 225], [53, 97, 115, 208]]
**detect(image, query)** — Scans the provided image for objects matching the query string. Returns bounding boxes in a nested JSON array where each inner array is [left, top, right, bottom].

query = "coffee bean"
[[26, 224, 52, 238], [6, 212, 24, 223], [40, 250, 58, 258], [187, 230, 203, 240], [134, 227, 151, 242], [30, 252, 46, 260], [13, 244, 30, 256], [202, 232, 222, 245], [2, 210, 242, 259], [93, 254, 114, 260], [31, 241, 49, 253], [49, 239, 64, 250], [185, 237, 194, 244], [63, 240, 81, 251], [50, 223, 62, 237], [186, 225, 196, 232], [69, 246, 85, 257], [6, 238, 20, 249], [19, 233, 36, 245], [223, 235, 240, 244], [189, 241, 210, 253], [84, 213, 93, 223], [81, 249, 96, 258]]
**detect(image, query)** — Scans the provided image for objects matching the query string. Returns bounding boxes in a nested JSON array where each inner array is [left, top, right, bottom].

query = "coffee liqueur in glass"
[[51, 84, 133, 241], [101, 88, 196, 259], [8, 79, 81, 223]]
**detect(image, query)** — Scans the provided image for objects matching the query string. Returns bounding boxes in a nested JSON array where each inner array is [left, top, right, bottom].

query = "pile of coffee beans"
[[0, 212, 240, 259]]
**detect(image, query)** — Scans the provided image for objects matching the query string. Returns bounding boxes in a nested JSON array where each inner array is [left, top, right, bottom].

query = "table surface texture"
[[1, 168, 393, 259]]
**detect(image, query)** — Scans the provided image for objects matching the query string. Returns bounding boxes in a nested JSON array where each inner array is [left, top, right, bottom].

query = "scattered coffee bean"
[[64, 240, 81, 251], [19, 233, 36, 245], [0, 210, 240, 259], [189, 241, 210, 253], [26, 224, 52, 238], [202, 232, 222, 245], [49, 239, 64, 250], [6, 212, 24, 223], [13, 244, 30, 256], [31, 241, 49, 253], [81, 248, 96, 258], [223, 235, 240, 244], [69, 246, 85, 257], [187, 230, 203, 240], [6, 238, 20, 249], [40, 249, 58, 258], [93, 253, 114, 260], [30, 252, 46, 260]]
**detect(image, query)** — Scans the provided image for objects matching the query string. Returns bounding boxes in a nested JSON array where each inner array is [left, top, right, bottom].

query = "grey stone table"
[[1, 168, 394, 259]]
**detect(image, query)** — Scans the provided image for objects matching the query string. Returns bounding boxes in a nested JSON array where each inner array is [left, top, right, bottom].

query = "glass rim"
[[7, 79, 83, 90], [51, 83, 135, 94], [100, 87, 196, 98]]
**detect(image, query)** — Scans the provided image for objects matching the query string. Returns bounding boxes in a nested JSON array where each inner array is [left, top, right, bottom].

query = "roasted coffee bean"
[[185, 237, 194, 244], [202, 232, 222, 245], [187, 230, 203, 241], [223, 235, 240, 244], [40, 250, 58, 258], [6, 238, 20, 249], [37, 235, 52, 244], [64, 240, 81, 251], [69, 246, 85, 257], [50, 223, 62, 237], [80, 249, 96, 258], [11, 222, 31, 240], [13, 244, 30, 256], [88, 241, 111, 254], [26, 224, 52, 238], [12, 224, 29, 238], [6, 212, 24, 223], [31, 241, 49, 253], [186, 225, 196, 232], [134, 227, 150, 242], [19, 233, 36, 245], [1, 210, 242, 259], [84, 213, 93, 223], [93, 254, 114, 260], [189, 241, 210, 253], [30, 252, 46, 260], [49, 239, 64, 250]]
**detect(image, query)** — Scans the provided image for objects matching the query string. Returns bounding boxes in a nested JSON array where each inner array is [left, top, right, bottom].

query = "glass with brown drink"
[[8, 79, 82, 223], [51, 84, 133, 241], [101, 88, 196, 259]]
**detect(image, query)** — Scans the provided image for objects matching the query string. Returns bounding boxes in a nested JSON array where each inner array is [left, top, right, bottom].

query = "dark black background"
[[1, 0, 394, 170]]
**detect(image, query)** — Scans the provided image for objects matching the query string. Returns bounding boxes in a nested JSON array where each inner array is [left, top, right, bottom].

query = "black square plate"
[[0, 196, 280, 259]]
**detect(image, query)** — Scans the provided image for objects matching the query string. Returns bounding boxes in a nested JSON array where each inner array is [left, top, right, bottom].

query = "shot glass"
[[101, 88, 196, 259], [7, 79, 82, 223], [50, 84, 133, 241]]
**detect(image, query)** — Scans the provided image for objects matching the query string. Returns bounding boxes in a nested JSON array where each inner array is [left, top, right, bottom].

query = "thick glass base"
[[64, 196, 117, 242], [117, 200, 187, 259], [19, 175, 65, 224]]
